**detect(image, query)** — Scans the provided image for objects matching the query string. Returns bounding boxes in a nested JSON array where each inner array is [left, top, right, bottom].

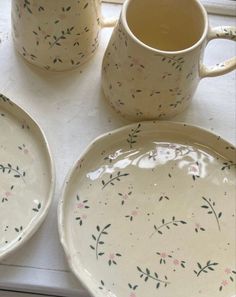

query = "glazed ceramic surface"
[[0, 94, 55, 260], [11, 0, 115, 71], [59, 121, 236, 297], [102, 0, 236, 120]]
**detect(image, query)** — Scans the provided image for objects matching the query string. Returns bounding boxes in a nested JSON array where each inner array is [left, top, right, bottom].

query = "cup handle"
[[200, 26, 236, 78], [101, 17, 117, 28]]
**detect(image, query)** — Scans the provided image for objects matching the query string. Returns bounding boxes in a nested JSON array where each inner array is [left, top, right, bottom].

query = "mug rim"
[[122, 0, 208, 55]]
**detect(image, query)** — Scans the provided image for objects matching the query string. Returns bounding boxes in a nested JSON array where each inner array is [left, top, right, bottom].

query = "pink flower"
[[160, 252, 167, 258], [190, 165, 198, 173], [59, 14, 66, 20], [123, 194, 129, 200], [195, 223, 201, 228], [109, 253, 115, 260], [173, 259, 179, 266], [221, 280, 228, 286], [130, 293, 136, 297], [132, 58, 140, 65], [5, 191, 11, 197], [131, 210, 138, 216], [41, 29, 47, 36], [225, 268, 231, 274], [77, 203, 84, 209]]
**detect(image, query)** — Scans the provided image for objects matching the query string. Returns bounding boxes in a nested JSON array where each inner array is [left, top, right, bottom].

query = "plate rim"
[[0, 94, 56, 261], [58, 120, 235, 297]]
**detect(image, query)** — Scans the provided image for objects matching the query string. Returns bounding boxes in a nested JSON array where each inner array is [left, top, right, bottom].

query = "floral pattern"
[[60, 122, 236, 297], [90, 224, 112, 260], [102, 19, 200, 120], [194, 260, 219, 277], [102, 17, 236, 120], [219, 268, 236, 291], [12, 0, 104, 71], [0, 94, 53, 260]]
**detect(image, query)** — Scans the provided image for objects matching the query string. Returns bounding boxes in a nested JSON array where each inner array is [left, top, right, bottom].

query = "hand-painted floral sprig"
[[137, 267, 170, 289], [150, 217, 187, 238], [90, 224, 111, 260], [0, 163, 26, 182], [155, 55, 185, 71], [221, 161, 236, 170], [194, 260, 218, 277], [118, 191, 132, 205], [219, 268, 236, 291], [1, 185, 14, 203], [127, 123, 141, 148], [102, 172, 129, 189], [108, 252, 122, 266], [156, 252, 186, 268], [201, 197, 222, 231], [75, 194, 90, 225], [49, 27, 74, 48]]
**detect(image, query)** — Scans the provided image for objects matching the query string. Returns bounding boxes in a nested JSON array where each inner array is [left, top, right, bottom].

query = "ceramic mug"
[[102, 0, 236, 120], [11, 0, 116, 71]]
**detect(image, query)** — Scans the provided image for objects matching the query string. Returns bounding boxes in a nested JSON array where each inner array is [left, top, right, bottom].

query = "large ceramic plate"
[[0, 94, 55, 260], [58, 121, 236, 297]]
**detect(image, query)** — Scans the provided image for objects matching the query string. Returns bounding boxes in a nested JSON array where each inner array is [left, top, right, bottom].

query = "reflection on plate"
[[59, 121, 236, 297], [0, 94, 55, 260]]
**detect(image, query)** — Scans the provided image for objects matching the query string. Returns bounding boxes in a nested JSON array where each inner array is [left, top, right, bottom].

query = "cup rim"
[[122, 0, 208, 55]]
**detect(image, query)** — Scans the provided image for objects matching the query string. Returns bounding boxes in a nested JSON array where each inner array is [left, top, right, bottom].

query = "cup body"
[[102, 0, 208, 120], [12, 0, 102, 71]]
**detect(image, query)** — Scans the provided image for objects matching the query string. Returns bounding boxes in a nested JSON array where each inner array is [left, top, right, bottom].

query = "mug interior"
[[126, 0, 206, 52]]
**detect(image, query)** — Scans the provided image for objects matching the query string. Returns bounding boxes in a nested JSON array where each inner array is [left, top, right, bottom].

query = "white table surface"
[[0, 1, 235, 297]]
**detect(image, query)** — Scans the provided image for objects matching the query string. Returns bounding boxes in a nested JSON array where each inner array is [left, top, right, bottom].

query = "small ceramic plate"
[[58, 121, 236, 297], [0, 94, 55, 260]]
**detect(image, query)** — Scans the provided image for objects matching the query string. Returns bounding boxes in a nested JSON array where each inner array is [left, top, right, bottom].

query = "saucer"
[[58, 121, 235, 297], [0, 94, 55, 260]]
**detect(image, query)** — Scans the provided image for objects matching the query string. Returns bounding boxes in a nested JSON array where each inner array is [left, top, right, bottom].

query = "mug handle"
[[200, 26, 236, 78]]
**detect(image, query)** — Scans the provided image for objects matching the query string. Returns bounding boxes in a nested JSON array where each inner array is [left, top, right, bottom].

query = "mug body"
[[12, 0, 102, 71], [102, 0, 208, 120]]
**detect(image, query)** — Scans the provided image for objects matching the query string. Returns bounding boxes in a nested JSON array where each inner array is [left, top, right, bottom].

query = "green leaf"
[[208, 266, 214, 271], [104, 224, 111, 230]]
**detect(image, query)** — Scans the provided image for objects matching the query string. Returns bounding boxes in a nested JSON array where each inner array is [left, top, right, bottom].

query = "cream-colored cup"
[[11, 0, 116, 71], [102, 0, 236, 120]]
